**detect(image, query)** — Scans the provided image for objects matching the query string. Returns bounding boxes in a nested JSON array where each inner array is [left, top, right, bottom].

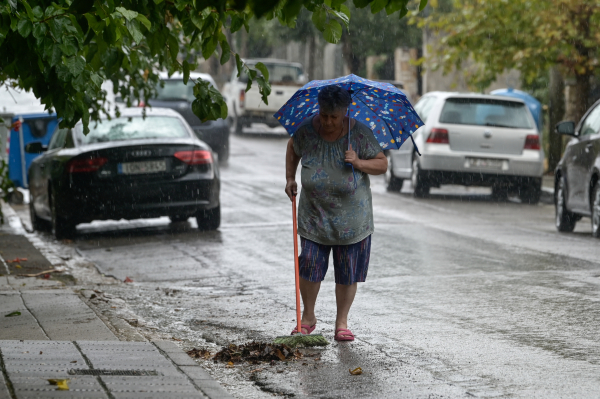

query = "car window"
[[579, 105, 600, 137], [155, 79, 214, 102], [47, 128, 67, 150], [414, 96, 436, 123], [439, 98, 534, 129], [76, 116, 189, 145]]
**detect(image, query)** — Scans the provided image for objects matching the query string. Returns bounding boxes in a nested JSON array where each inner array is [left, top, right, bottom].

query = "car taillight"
[[67, 157, 108, 173], [174, 150, 213, 165], [426, 128, 449, 144], [138, 100, 145, 107], [524, 135, 540, 150], [239, 89, 245, 108]]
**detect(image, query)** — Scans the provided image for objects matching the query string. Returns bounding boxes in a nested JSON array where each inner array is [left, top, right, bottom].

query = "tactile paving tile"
[[0, 293, 48, 340], [77, 341, 180, 377]]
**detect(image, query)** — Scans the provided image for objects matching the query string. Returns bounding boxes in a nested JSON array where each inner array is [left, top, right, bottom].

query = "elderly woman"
[[284, 85, 387, 341]]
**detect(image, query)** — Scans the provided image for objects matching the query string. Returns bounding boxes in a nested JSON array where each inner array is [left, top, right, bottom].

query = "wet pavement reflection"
[[71, 133, 600, 398]]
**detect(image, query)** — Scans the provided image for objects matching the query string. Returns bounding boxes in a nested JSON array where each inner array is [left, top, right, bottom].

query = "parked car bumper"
[[418, 146, 544, 178], [239, 110, 280, 128], [55, 173, 220, 223]]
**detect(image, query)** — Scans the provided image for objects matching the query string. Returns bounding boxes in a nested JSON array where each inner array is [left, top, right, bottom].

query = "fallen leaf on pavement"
[[6, 258, 27, 263], [226, 361, 234, 368], [47, 379, 69, 390], [349, 367, 363, 375], [4, 311, 21, 317], [249, 368, 263, 373], [39, 351, 42, 355], [187, 348, 212, 360], [124, 277, 133, 283], [213, 342, 303, 364], [70, 360, 77, 363], [15, 265, 21, 269]]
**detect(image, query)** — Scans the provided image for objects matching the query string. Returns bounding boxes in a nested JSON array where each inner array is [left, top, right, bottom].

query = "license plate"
[[464, 157, 508, 170], [119, 160, 167, 175]]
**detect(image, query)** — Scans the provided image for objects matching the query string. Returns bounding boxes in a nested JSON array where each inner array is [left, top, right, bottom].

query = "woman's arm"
[[285, 138, 301, 200], [344, 145, 388, 175]]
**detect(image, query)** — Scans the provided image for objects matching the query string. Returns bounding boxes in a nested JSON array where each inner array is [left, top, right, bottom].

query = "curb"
[[154, 340, 236, 399]]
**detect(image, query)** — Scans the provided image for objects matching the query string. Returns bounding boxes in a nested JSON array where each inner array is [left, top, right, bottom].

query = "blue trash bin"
[[8, 113, 57, 188], [491, 88, 542, 132]]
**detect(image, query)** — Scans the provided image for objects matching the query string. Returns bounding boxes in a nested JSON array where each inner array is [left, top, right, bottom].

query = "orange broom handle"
[[292, 195, 302, 335]]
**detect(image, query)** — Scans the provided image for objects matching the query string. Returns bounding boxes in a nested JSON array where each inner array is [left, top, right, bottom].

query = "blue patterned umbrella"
[[273, 74, 423, 151]]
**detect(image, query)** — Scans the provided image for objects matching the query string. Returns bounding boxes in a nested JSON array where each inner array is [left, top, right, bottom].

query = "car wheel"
[[196, 205, 220, 231], [591, 183, 600, 238], [217, 140, 230, 163], [491, 184, 509, 201], [29, 199, 49, 231], [232, 115, 243, 136], [411, 157, 429, 198], [555, 177, 577, 232], [519, 181, 541, 205], [384, 152, 403, 192], [169, 215, 189, 223], [51, 195, 76, 239]]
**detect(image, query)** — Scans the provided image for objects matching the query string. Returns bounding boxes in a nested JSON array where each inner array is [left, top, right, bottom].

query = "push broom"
[[273, 195, 329, 348]]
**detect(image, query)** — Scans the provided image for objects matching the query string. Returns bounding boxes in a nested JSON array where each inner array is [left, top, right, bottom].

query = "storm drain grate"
[[68, 369, 159, 376]]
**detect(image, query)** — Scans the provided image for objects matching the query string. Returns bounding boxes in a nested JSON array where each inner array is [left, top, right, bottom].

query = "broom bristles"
[[273, 333, 329, 347]]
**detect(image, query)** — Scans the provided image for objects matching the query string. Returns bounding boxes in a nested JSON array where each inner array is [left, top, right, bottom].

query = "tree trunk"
[[307, 34, 315, 80], [341, 32, 361, 74], [570, 73, 591, 125], [548, 66, 565, 172]]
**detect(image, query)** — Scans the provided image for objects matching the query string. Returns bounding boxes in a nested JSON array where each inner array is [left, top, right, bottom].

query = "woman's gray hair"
[[318, 85, 352, 113]]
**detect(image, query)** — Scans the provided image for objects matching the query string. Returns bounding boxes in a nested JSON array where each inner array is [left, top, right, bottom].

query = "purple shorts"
[[298, 235, 371, 285]]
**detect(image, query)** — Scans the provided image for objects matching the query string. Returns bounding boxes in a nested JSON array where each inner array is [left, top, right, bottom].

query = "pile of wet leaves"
[[186, 348, 212, 360], [212, 342, 303, 364]]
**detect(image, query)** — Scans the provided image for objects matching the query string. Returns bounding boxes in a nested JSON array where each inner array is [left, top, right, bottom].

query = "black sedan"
[[554, 102, 600, 236], [26, 107, 220, 239]]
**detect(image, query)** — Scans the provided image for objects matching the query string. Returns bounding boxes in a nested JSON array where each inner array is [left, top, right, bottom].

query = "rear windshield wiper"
[[484, 122, 513, 128]]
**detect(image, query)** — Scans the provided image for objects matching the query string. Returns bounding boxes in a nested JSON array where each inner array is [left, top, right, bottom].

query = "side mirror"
[[24, 142, 47, 154], [556, 121, 576, 136]]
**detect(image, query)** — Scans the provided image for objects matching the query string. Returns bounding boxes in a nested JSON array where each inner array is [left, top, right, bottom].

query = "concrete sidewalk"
[[0, 202, 233, 399]]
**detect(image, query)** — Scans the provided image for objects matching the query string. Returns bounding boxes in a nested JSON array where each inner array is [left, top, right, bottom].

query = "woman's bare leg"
[[335, 282, 357, 330], [299, 277, 320, 331]]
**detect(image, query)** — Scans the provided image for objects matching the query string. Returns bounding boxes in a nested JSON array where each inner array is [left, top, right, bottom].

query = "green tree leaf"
[[419, 0, 428, 11], [65, 56, 86, 76], [116, 7, 138, 21], [370, 0, 388, 14], [254, 62, 270, 82], [126, 19, 144, 43], [311, 6, 327, 31], [323, 19, 342, 43], [135, 14, 151, 30], [219, 33, 230, 64], [17, 19, 33, 38]]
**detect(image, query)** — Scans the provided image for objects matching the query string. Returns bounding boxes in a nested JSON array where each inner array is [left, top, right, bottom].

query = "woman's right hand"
[[285, 179, 297, 201]]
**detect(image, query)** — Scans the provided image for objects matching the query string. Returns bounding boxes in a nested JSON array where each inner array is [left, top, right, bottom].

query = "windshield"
[[154, 80, 195, 102], [77, 116, 189, 144], [239, 63, 304, 84], [440, 98, 534, 129]]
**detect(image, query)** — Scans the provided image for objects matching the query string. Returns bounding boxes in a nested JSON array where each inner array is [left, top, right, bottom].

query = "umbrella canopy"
[[273, 74, 423, 151]]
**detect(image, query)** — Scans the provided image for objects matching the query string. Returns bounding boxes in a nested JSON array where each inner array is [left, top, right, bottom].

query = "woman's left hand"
[[345, 144, 359, 166]]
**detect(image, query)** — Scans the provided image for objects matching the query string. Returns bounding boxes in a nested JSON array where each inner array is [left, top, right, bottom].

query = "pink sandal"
[[334, 328, 355, 342], [291, 324, 316, 335]]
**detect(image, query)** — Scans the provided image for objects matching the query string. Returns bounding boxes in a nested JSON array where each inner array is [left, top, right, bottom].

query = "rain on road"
[[72, 133, 600, 398]]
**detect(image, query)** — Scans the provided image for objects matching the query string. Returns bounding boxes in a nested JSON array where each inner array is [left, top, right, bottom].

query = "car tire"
[[51, 194, 76, 240], [519, 181, 541, 205], [196, 205, 220, 231], [411, 157, 429, 198], [384, 152, 403, 192], [491, 184, 509, 201], [29, 199, 49, 231], [555, 177, 577, 232], [591, 183, 600, 238], [217, 140, 230, 163], [169, 215, 189, 223], [232, 115, 243, 136]]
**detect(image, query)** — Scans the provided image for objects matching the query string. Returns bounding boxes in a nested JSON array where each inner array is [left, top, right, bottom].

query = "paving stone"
[[0, 370, 10, 399], [155, 351, 197, 367], [21, 293, 116, 341], [101, 375, 202, 394], [178, 366, 213, 381], [152, 340, 182, 353], [0, 293, 48, 340]]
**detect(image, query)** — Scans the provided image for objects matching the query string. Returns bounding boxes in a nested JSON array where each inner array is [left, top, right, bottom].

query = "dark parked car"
[[147, 72, 230, 162], [26, 108, 220, 239], [554, 102, 600, 236]]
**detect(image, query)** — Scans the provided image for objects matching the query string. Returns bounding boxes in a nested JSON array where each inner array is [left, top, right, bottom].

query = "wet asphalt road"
[[71, 133, 600, 398]]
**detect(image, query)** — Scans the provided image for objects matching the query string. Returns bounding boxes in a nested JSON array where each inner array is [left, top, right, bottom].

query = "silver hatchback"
[[385, 92, 544, 203]]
